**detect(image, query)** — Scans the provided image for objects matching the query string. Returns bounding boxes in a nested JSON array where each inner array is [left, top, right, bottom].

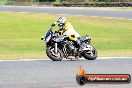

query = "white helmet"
[[57, 16, 66, 26]]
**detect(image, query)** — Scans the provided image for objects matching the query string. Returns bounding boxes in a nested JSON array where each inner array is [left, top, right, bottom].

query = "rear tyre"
[[46, 46, 63, 61], [82, 47, 97, 60]]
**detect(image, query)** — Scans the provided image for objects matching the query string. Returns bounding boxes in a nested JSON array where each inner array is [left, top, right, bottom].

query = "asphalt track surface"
[[0, 6, 132, 19], [0, 58, 132, 88]]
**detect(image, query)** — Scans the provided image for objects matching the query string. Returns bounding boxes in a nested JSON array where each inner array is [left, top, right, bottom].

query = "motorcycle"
[[41, 22, 97, 61]]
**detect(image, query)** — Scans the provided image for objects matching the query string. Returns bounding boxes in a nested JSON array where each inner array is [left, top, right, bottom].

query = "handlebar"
[[51, 22, 56, 27]]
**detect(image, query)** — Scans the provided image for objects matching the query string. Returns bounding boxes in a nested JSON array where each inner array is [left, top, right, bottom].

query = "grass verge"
[[0, 11, 132, 59]]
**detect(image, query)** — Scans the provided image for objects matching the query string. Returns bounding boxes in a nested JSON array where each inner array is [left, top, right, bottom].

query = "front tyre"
[[46, 46, 63, 61], [82, 47, 97, 60]]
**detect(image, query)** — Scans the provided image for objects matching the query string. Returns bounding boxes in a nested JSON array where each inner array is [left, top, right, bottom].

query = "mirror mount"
[[51, 22, 56, 27]]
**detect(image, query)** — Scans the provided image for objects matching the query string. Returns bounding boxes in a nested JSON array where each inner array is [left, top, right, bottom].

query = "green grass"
[[0, 12, 132, 59], [0, 0, 7, 3], [53, 0, 60, 4]]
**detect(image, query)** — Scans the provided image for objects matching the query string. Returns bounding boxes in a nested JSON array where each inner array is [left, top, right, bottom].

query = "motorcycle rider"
[[57, 16, 80, 57]]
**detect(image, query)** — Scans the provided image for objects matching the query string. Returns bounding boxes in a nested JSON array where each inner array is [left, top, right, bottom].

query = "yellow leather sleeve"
[[63, 22, 72, 34]]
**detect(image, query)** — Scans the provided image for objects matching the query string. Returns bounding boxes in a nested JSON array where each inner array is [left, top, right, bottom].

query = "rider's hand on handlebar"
[[55, 31, 58, 33]]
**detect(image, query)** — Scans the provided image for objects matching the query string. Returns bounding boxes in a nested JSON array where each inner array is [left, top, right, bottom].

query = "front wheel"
[[46, 46, 63, 61], [82, 47, 97, 60]]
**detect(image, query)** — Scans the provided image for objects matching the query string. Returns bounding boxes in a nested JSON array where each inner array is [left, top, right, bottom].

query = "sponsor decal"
[[76, 65, 131, 85]]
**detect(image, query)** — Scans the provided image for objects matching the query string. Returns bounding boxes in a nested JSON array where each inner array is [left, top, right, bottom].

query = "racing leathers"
[[59, 22, 80, 41], [58, 22, 80, 56]]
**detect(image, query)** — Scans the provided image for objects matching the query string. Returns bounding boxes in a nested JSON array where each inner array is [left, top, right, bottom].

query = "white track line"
[[0, 57, 131, 62]]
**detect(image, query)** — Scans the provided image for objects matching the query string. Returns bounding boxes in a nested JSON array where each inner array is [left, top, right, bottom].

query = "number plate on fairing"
[[82, 45, 93, 51]]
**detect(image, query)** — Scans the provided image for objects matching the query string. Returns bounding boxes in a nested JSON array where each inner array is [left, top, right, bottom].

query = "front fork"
[[55, 43, 58, 54]]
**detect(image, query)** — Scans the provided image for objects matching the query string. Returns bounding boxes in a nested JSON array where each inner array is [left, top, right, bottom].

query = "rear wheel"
[[82, 47, 97, 60], [46, 46, 63, 61]]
